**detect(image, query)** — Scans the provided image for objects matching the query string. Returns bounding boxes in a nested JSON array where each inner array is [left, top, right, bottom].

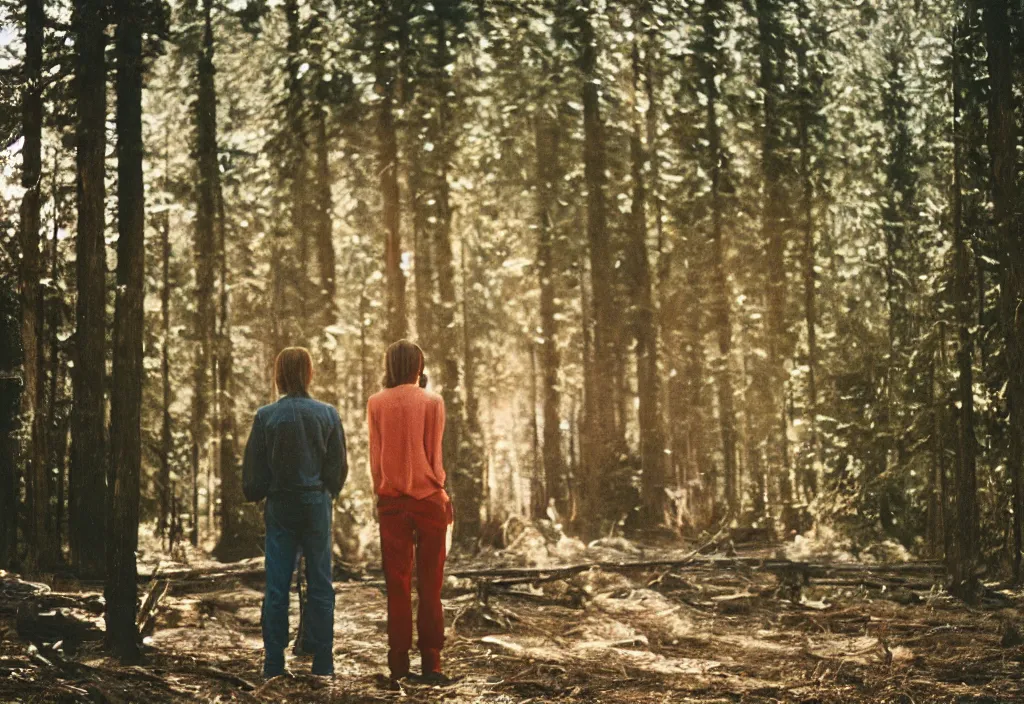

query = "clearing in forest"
[[1, 533, 1021, 703]]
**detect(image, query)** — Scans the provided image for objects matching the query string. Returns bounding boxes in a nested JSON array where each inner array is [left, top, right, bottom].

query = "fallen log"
[[450, 556, 945, 587], [16, 602, 104, 653]]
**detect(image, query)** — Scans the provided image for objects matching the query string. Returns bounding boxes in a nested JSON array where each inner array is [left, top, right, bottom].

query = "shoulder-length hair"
[[275, 347, 313, 396], [382, 340, 424, 388]]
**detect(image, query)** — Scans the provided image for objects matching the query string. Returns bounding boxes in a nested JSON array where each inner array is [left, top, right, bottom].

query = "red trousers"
[[378, 492, 451, 677]]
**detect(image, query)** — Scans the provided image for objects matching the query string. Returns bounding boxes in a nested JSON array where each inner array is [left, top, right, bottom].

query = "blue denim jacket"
[[242, 393, 348, 501]]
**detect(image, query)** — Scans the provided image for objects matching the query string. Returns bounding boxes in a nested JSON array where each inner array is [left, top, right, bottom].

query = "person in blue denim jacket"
[[242, 346, 348, 679]]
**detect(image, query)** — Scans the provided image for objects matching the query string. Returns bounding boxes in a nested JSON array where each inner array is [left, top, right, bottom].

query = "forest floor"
[[1, 523, 1023, 703]]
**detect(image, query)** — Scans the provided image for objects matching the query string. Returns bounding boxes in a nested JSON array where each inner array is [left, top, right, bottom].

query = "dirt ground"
[[2, 533, 1023, 703]]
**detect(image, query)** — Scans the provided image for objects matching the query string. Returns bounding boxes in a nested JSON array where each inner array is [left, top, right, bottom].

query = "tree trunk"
[[755, 0, 791, 518], [574, 0, 619, 538], [376, 1, 407, 343], [429, 2, 476, 543], [412, 163, 434, 351], [46, 163, 66, 555], [982, 0, 1024, 583], [158, 184, 172, 537], [794, 2, 820, 500], [190, 0, 223, 548], [461, 232, 487, 524], [628, 28, 666, 526], [0, 279, 21, 570], [20, 0, 53, 573], [285, 0, 310, 348], [880, 46, 917, 538], [529, 342, 545, 519], [948, 15, 979, 599], [534, 107, 566, 518], [313, 104, 338, 402], [106, 4, 144, 660], [700, 0, 738, 517], [71, 0, 108, 577]]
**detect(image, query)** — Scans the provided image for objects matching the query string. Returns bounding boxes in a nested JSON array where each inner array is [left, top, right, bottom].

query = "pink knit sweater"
[[367, 384, 447, 499]]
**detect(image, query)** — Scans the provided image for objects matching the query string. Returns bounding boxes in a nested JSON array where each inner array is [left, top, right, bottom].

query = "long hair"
[[382, 340, 424, 388], [275, 347, 314, 396]]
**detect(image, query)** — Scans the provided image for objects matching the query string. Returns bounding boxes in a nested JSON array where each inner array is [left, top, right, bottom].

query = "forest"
[[0, 0, 1023, 701]]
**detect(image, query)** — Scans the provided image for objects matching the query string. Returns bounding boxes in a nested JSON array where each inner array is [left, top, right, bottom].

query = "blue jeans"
[[262, 491, 334, 676]]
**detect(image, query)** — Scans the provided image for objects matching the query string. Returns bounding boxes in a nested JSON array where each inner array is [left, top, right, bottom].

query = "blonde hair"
[[274, 347, 314, 396]]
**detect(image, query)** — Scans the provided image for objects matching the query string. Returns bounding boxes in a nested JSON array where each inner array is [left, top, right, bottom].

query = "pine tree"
[[106, 0, 147, 660], [19, 0, 55, 573], [376, 0, 407, 343], [70, 0, 108, 578], [697, 0, 738, 517], [188, 0, 221, 547], [570, 0, 620, 537], [981, 0, 1024, 581], [628, 2, 666, 525]]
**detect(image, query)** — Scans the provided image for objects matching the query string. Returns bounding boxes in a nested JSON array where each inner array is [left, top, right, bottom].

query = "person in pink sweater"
[[367, 340, 454, 684]]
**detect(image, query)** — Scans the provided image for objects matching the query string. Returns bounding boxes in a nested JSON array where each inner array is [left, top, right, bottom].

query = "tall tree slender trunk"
[[0, 281, 20, 570], [158, 176, 172, 537], [949, 15, 978, 599], [879, 46, 917, 536], [400, 6, 434, 354], [106, 2, 145, 659], [529, 341, 544, 518], [70, 0, 108, 577], [285, 0, 310, 347], [461, 232, 486, 524], [376, 1, 407, 343], [755, 0, 791, 518], [412, 164, 434, 350], [794, 2, 820, 500], [982, 0, 1024, 582], [46, 160, 67, 555], [313, 104, 338, 402], [190, 0, 220, 547], [574, 0, 619, 537], [628, 26, 666, 525], [700, 0, 738, 517], [429, 2, 476, 543], [534, 105, 565, 518], [20, 0, 54, 573]]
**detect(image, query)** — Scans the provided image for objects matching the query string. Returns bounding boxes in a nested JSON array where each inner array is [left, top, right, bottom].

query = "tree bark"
[[428, 1, 476, 543], [755, 0, 791, 517], [948, 14, 979, 598], [46, 160, 67, 556], [628, 25, 666, 526], [982, 0, 1024, 582], [70, 0, 108, 578], [20, 0, 54, 573], [699, 0, 738, 517], [106, 3, 144, 660], [880, 47, 917, 536], [794, 1, 820, 500], [313, 103, 338, 402], [190, 0, 219, 547], [285, 0, 310, 348], [573, 0, 620, 538], [376, 0, 407, 343], [158, 179, 172, 538], [534, 106, 566, 518], [0, 281, 21, 570]]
